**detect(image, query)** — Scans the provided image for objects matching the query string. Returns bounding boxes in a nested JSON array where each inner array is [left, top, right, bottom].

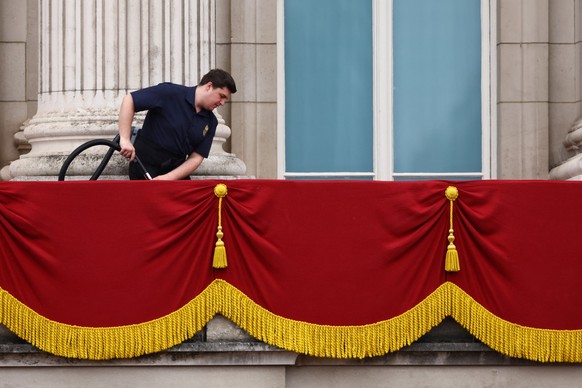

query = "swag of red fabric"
[[0, 180, 581, 354]]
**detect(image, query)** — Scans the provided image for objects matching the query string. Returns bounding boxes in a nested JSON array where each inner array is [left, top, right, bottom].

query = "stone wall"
[[497, 0, 550, 179], [218, 0, 279, 179], [0, 0, 37, 179]]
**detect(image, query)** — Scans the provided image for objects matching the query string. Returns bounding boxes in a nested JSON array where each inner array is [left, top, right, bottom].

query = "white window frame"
[[277, 0, 497, 180]]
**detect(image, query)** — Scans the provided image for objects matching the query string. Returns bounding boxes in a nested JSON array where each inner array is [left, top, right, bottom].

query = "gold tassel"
[[213, 183, 228, 269], [444, 186, 460, 272]]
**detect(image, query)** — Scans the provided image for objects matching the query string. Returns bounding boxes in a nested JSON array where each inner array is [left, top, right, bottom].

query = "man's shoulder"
[[133, 82, 186, 97], [139, 83, 195, 103], [155, 82, 191, 93], [132, 83, 195, 112]]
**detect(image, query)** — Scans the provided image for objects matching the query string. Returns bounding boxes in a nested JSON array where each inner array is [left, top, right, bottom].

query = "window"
[[278, 0, 496, 180]]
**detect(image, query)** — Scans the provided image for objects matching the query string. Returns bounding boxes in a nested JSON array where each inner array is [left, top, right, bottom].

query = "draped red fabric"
[[449, 180, 582, 329], [0, 179, 581, 341], [217, 180, 448, 325], [0, 181, 217, 326]]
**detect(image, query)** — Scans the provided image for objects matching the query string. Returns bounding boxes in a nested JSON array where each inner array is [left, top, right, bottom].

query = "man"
[[118, 69, 237, 180]]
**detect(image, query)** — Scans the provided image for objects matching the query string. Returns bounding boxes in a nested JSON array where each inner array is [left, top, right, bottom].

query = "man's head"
[[196, 69, 237, 111], [199, 69, 237, 94]]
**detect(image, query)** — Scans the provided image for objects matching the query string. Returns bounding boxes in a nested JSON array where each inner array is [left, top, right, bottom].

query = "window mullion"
[[373, 0, 393, 181]]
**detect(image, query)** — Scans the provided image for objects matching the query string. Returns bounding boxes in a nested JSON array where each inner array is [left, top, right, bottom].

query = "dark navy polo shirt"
[[131, 83, 217, 158]]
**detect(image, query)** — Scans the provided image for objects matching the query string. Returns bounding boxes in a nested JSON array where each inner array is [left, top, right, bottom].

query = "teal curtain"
[[285, 0, 373, 173], [393, 0, 482, 174]]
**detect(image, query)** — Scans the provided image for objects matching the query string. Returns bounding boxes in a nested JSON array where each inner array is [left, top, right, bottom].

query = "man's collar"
[[186, 86, 196, 106], [187, 85, 211, 116]]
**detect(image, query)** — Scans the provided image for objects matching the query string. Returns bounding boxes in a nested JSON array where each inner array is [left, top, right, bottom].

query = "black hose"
[[90, 134, 121, 180], [59, 132, 153, 181], [58, 138, 121, 181]]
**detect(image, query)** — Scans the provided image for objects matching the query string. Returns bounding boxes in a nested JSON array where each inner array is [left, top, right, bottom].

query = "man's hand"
[[119, 136, 135, 162]]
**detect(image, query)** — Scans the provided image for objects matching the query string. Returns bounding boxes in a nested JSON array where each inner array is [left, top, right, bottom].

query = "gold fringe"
[[214, 280, 447, 359], [444, 186, 460, 272], [3, 282, 582, 361], [447, 283, 582, 363], [0, 286, 214, 360], [213, 184, 228, 269]]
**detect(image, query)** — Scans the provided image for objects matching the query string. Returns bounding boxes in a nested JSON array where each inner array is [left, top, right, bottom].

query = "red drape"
[[1, 179, 581, 360]]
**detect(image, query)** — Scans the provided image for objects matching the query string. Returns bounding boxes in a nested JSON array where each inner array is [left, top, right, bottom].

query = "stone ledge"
[[0, 342, 535, 368], [0, 318, 539, 367]]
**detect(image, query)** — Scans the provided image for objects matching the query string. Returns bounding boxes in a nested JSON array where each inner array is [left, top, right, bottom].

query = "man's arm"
[[118, 94, 136, 161], [153, 152, 205, 180]]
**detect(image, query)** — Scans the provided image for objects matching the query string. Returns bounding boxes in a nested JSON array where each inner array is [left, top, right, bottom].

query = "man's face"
[[203, 83, 232, 110]]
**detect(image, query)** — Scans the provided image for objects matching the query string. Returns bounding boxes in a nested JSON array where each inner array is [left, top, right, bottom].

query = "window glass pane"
[[287, 176, 374, 181], [285, 0, 373, 173], [393, 0, 482, 173], [394, 176, 481, 181]]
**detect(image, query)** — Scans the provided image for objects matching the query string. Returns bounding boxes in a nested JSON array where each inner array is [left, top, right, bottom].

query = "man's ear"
[[205, 82, 214, 91]]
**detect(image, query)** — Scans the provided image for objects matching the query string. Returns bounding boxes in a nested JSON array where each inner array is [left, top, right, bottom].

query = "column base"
[[7, 152, 249, 181], [549, 154, 582, 180]]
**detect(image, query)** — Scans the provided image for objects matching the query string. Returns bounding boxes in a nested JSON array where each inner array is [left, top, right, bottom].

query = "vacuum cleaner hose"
[[58, 133, 152, 181], [58, 137, 120, 181]]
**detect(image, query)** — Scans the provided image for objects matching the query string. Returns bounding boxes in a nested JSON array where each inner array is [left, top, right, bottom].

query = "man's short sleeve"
[[193, 114, 218, 158], [131, 83, 174, 112]]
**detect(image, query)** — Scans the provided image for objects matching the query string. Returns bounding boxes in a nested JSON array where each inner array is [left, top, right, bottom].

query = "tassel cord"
[[444, 186, 460, 272], [213, 184, 228, 269]]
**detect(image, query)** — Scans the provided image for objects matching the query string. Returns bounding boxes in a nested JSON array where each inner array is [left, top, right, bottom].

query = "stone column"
[[8, 0, 244, 180], [497, 0, 550, 179], [549, 119, 582, 180], [548, 1, 582, 181]]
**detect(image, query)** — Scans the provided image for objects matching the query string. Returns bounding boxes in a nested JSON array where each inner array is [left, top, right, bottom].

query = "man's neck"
[[194, 86, 203, 113]]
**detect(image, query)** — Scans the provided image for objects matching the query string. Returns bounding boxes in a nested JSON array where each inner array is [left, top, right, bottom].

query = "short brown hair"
[[199, 69, 237, 94]]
